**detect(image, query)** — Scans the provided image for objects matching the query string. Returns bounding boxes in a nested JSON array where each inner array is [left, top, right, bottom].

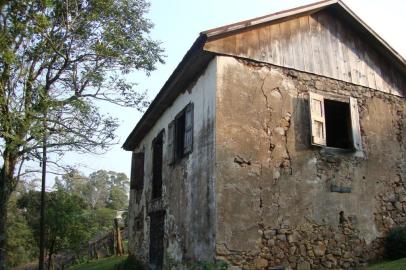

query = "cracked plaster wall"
[[215, 56, 406, 269]]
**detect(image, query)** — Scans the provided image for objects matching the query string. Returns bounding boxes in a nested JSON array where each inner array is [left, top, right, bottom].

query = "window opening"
[[324, 99, 352, 149]]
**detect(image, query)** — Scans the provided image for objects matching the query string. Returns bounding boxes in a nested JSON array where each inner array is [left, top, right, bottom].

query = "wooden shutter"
[[183, 103, 194, 155], [167, 121, 175, 165], [350, 97, 363, 151], [309, 92, 326, 146], [130, 152, 144, 190]]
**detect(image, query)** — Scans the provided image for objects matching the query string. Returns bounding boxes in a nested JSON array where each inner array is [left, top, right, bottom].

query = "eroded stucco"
[[215, 56, 406, 269], [127, 59, 217, 267]]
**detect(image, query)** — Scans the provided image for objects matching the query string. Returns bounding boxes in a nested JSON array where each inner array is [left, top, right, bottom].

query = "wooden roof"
[[202, 0, 405, 74]]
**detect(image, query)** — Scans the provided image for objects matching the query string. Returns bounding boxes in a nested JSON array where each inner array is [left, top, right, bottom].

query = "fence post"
[[114, 218, 124, 256]]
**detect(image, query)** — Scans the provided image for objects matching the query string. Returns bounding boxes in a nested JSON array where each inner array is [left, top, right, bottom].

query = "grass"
[[363, 258, 406, 270], [66, 256, 406, 270], [66, 256, 127, 270]]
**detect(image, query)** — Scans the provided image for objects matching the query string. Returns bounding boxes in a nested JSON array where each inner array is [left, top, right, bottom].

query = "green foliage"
[[114, 255, 144, 270], [385, 225, 406, 260], [1, 0, 163, 263], [67, 256, 128, 270], [55, 169, 129, 210], [5, 191, 36, 267], [166, 255, 228, 270], [84, 208, 116, 236], [17, 190, 89, 257], [365, 258, 406, 270], [6, 168, 128, 268]]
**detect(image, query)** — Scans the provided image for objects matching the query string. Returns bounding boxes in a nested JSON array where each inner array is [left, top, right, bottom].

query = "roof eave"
[[122, 34, 214, 151]]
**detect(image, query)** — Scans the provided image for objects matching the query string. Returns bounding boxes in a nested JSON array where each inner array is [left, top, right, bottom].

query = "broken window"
[[152, 132, 164, 199], [168, 103, 194, 164], [309, 92, 362, 151]]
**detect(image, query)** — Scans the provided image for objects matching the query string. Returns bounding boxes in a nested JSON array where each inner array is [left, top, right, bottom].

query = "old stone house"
[[123, 0, 406, 269]]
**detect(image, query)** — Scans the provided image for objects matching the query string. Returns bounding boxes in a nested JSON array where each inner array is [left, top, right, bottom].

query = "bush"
[[385, 225, 406, 260], [114, 255, 144, 270]]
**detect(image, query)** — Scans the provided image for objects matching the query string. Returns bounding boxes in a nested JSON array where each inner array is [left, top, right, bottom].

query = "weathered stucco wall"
[[215, 56, 406, 270], [127, 59, 217, 267]]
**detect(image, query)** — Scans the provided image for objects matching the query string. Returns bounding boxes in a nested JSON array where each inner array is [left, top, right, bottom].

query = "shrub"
[[385, 225, 406, 260], [114, 255, 144, 270]]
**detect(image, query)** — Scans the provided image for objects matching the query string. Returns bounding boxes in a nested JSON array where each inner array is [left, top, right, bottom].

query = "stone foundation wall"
[[215, 56, 406, 270], [217, 220, 383, 270]]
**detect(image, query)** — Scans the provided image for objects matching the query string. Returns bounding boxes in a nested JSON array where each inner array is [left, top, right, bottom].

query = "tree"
[[6, 186, 36, 268], [17, 190, 89, 269], [0, 0, 163, 266], [107, 185, 128, 210], [54, 169, 88, 199], [56, 169, 129, 210], [88, 170, 129, 210]]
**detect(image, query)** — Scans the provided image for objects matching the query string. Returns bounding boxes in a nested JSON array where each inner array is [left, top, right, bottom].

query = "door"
[[149, 211, 165, 270]]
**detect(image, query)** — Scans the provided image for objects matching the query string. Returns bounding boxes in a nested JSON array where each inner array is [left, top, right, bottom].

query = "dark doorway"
[[149, 211, 165, 270], [152, 132, 163, 199]]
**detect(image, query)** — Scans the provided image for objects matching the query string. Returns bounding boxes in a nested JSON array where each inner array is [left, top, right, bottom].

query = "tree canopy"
[[8, 169, 129, 268], [17, 189, 89, 269], [0, 0, 163, 268], [0, 0, 163, 164], [54, 169, 130, 210]]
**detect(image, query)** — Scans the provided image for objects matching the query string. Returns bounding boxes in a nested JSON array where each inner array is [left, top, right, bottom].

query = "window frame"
[[167, 103, 194, 165], [309, 92, 363, 152]]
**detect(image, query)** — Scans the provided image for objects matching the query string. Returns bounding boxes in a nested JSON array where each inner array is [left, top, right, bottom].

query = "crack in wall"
[[260, 71, 274, 171], [258, 69, 294, 182]]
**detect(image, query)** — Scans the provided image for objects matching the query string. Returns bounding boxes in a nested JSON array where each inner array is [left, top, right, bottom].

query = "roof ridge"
[[201, 0, 339, 37]]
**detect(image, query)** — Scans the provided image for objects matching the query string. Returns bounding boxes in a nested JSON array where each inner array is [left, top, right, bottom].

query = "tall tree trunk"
[[0, 151, 18, 270], [47, 238, 55, 270], [47, 252, 52, 270]]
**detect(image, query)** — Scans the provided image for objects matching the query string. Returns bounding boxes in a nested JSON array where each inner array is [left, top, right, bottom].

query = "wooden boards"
[[203, 10, 405, 97]]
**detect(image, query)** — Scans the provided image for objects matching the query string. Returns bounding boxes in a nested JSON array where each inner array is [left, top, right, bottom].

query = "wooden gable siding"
[[204, 10, 405, 97]]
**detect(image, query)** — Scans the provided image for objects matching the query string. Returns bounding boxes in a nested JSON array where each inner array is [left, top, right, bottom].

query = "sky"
[[56, 0, 406, 185]]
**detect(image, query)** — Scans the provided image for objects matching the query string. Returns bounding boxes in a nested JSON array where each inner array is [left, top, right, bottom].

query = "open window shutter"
[[184, 103, 194, 155], [167, 121, 175, 165], [130, 152, 144, 190], [309, 92, 326, 146], [350, 97, 363, 151]]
